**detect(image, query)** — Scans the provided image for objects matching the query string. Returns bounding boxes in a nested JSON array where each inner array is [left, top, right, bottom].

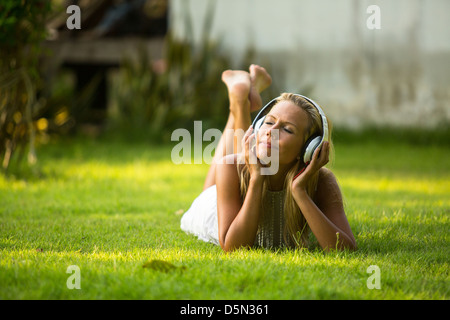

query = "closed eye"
[[264, 120, 293, 133]]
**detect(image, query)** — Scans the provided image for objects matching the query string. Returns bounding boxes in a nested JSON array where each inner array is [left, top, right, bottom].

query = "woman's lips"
[[259, 141, 277, 149]]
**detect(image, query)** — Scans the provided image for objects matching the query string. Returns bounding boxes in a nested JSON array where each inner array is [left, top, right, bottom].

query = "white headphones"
[[252, 94, 329, 164]]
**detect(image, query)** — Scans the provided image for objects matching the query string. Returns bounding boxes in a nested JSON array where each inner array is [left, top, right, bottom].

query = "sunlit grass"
[[0, 135, 449, 299], [341, 175, 449, 196]]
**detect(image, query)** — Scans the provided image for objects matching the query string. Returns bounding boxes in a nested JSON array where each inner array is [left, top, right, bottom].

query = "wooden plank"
[[42, 36, 165, 64]]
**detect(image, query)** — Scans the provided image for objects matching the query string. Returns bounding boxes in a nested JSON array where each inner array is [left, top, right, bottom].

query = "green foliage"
[[0, 0, 52, 171], [0, 1, 50, 51], [108, 1, 264, 142], [109, 33, 232, 142]]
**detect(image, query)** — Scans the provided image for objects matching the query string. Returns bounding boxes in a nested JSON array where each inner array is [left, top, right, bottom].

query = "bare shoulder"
[[318, 167, 338, 184], [315, 167, 343, 204]]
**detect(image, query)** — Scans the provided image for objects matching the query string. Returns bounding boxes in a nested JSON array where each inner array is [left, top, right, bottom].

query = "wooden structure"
[[43, 0, 167, 124]]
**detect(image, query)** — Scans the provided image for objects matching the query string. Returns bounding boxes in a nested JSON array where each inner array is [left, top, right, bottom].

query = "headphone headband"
[[252, 93, 329, 163]]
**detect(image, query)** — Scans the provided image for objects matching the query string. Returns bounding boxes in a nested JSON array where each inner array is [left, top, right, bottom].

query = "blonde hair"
[[237, 93, 333, 248]]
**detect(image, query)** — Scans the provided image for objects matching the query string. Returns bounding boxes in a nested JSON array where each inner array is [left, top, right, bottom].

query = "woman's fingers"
[[322, 141, 330, 161], [246, 134, 257, 162], [311, 141, 329, 167], [241, 126, 260, 172], [318, 141, 330, 165], [242, 128, 253, 161], [241, 126, 253, 155]]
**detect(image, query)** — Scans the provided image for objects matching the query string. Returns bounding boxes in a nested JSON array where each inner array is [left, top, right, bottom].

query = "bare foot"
[[222, 70, 251, 114], [249, 64, 272, 112]]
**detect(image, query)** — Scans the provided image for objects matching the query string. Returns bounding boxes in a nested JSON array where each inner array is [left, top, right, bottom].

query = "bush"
[[107, 1, 278, 142], [0, 0, 52, 171], [108, 33, 232, 142]]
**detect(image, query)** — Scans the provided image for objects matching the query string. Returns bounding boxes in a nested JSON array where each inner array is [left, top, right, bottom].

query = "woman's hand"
[[292, 141, 330, 191], [290, 141, 357, 251], [242, 126, 263, 181]]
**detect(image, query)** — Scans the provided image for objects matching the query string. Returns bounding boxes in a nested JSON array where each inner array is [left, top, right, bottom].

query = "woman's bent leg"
[[202, 65, 272, 190], [203, 70, 251, 190]]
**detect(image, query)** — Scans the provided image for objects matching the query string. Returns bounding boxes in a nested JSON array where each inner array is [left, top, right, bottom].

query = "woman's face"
[[256, 100, 308, 168]]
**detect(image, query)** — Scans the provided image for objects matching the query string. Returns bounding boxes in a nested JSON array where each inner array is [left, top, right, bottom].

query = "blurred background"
[[1, 0, 449, 172]]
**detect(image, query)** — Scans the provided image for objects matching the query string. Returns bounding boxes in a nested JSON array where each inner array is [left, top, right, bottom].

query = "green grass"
[[0, 133, 449, 300]]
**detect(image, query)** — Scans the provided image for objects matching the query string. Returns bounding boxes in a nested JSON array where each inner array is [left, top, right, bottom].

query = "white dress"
[[180, 184, 289, 248], [180, 185, 220, 245]]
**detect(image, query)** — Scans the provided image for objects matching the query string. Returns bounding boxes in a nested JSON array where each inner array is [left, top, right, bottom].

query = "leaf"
[[142, 259, 186, 273], [174, 209, 184, 215]]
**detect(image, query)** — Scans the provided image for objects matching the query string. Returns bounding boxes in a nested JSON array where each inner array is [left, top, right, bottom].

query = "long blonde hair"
[[237, 93, 333, 248]]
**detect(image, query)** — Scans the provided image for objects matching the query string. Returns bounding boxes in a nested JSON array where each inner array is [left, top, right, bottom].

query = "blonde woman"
[[181, 65, 356, 252]]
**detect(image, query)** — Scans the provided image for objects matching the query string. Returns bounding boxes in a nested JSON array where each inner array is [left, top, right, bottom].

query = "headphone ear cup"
[[253, 116, 265, 133], [302, 136, 321, 163]]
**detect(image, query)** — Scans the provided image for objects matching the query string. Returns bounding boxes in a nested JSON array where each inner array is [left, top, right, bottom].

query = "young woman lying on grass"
[[181, 65, 356, 252]]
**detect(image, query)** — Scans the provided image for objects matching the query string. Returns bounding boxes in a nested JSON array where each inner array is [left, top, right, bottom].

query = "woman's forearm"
[[293, 189, 356, 251], [222, 177, 264, 251]]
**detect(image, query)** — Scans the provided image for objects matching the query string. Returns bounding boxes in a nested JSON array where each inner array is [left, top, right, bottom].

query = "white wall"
[[169, 0, 450, 128]]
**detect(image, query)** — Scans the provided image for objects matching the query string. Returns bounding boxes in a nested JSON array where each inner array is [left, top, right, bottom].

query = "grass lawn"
[[0, 132, 449, 300]]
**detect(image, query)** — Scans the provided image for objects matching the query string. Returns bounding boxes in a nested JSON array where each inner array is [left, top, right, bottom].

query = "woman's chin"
[[257, 153, 271, 166]]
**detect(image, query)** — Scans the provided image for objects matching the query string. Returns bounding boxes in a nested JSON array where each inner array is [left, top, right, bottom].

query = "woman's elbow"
[[219, 236, 232, 252], [219, 237, 250, 253], [220, 239, 239, 253], [337, 238, 357, 251]]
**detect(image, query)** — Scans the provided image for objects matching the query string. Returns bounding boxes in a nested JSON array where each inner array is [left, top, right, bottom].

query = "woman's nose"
[[266, 124, 279, 138], [266, 126, 273, 137]]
